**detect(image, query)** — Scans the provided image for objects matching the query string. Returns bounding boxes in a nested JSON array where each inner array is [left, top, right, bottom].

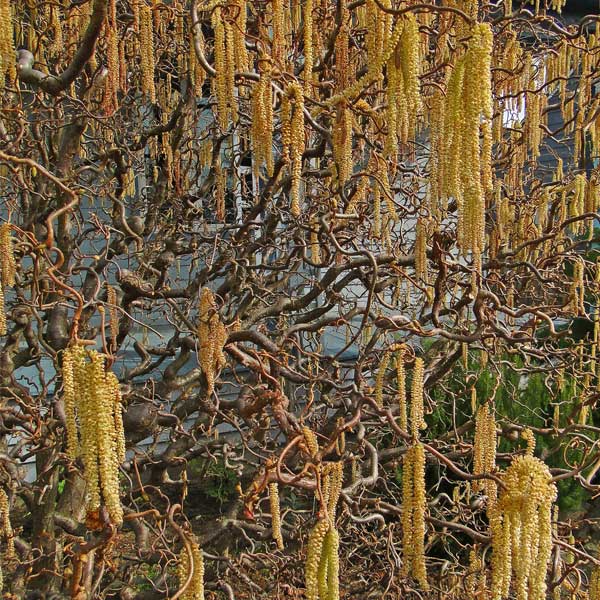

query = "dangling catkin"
[[402, 442, 428, 589], [283, 82, 305, 216], [0, 0, 16, 86], [440, 24, 493, 273], [0, 224, 15, 288], [197, 288, 228, 396], [233, 0, 248, 73], [303, 0, 313, 94], [251, 60, 274, 177], [415, 218, 428, 283], [104, 0, 120, 113], [272, 0, 287, 67], [410, 357, 426, 438], [396, 347, 407, 431], [91, 352, 123, 526], [305, 518, 330, 600], [306, 462, 343, 600], [139, 3, 156, 103], [106, 284, 118, 350], [0, 284, 5, 336], [178, 538, 205, 600], [62, 348, 78, 459], [374, 350, 391, 408], [522, 428, 535, 456], [106, 371, 126, 464], [212, 6, 228, 129], [590, 567, 600, 600], [472, 403, 497, 502], [269, 482, 284, 550], [0, 489, 13, 559], [302, 426, 319, 457], [62, 345, 124, 526], [490, 455, 557, 600]]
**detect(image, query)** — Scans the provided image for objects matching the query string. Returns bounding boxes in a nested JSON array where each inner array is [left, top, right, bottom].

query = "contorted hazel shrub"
[[490, 454, 557, 600]]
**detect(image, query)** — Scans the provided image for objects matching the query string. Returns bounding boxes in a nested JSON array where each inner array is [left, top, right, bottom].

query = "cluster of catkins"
[[197, 288, 227, 396], [62, 345, 125, 526], [305, 461, 343, 600]]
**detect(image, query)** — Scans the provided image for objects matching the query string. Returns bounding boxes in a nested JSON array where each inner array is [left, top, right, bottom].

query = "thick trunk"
[[28, 449, 61, 594]]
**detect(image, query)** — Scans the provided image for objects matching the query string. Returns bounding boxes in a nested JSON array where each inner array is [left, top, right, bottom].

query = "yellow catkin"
[[428, 88, 446, 217], [590, 568, 600, 600], [466, 547, 482, 597], [71, 345, 101, 513], [0, 283, 5, 336], [306, 462, 342, 600], [0, 489, 13, 559], [0, 224, 16, 288], [62, 348, 79, 459], [107, 371, 126, 464], [198, 288, 227, 396], [415, 218, 428, 283], [233, 0, 248, 73], [0, 0, 16, 87], [197, 288, 227, 397], [395, 13, 421, 148], [402, 443, 428, 589], [251, 60, 274, 177], [317, 528, 331, 600], [92, 352, 123, 526], [549, 0, 566, 12], [441, 24, 493, 274], [324, 526, 340, 600], [310, 218, 321, 263], [303, 0, 313, 94], [212, 7, 228, 129], [224, 18, 237, 123], [473, 403, 497, 502], [522, 428, 535, 456], [571, 260, 585, 316], [323, 462, 343, 522], [104, 0, 119, 113], [190, 30, 206, 98], [303, 426, 319, 457], [214, 159, 226, 221], [397, 347, 407, 431], [374, 351, 391, 408], [269, 482, 284, 550], [63, 345, 124, 525], [305, 518, 330, 600], [178, 539, 205, 600], [410, 357, 426, 438], [284, 82, 305, 216], [372, 182, 382, 239], [377, 157, 398, 224], [106, 285, 118, 350], [139, 3, 156, 103], [272, 0, 287, 67], [490, 455, 557, 600]]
